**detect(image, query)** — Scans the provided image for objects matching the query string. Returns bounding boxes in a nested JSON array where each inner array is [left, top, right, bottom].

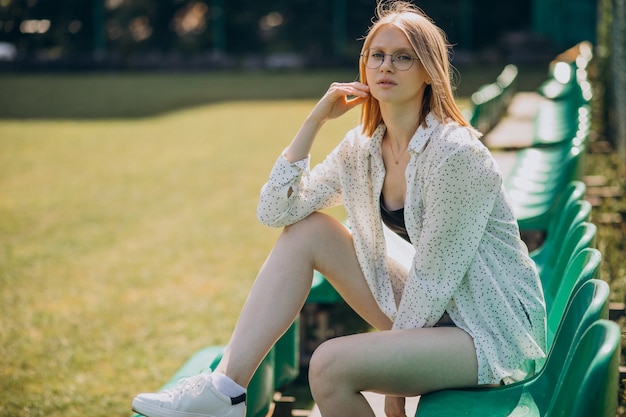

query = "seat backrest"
[[552, 199, 591, 253], [496, 64, 518, 106], [542, 221, 597, 294], [546, 248, 602, 346], [470, 82, 503, 133], [553, 181, 586, 220], [546, 196, 590, 252], [533, 279, 609, 383], [546, 320, 620, 417], [547, 181, 585, 231], [534, 199, 591, 272], [530, 181, 585, 249]]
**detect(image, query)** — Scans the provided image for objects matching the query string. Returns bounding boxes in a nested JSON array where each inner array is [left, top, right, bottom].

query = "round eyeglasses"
[[361, 50, 420, 71]]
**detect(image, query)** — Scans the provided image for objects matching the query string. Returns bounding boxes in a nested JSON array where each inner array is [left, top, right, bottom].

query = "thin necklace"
[[388, 138, 409, 164]]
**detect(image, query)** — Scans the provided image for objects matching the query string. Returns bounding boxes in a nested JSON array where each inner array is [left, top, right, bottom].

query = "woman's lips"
[[377, 78, 397, 87]]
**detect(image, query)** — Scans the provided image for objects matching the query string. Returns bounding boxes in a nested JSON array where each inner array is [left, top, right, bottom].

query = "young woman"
[[132, 2, 547, 416]]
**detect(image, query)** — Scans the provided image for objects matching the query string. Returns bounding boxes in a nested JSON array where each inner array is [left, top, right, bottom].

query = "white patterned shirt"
[[257, 113, 547, 385]]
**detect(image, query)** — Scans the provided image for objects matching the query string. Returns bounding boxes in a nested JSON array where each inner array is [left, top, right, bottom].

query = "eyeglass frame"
[[360, 49, 421, 71]]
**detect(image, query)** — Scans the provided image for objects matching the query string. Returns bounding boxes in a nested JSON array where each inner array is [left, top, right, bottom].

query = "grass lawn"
[[1, 67, 623, 417], [0, 70, 367, 417]]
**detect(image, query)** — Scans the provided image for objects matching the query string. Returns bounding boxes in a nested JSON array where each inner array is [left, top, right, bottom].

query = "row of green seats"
[[415, 181, 620, 416], [478, 42, 592, 231], [502, 66, 590, 230], [519, 180, 600, 346], [528, 181, 593, 283], [517, 180, 600, 350], [505, 118, 589, 231], [416, 280, 619, 417], [533, 54, 592, 148]]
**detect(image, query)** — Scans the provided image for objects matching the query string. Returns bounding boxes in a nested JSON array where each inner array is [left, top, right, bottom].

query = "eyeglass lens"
[[363, 50, 417, 71]]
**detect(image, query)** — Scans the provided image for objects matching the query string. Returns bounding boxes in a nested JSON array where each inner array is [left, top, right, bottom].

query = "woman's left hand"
[[384, 395, 406, 417]]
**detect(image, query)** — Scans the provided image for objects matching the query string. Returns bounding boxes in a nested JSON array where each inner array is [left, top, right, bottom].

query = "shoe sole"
[[132, 398, 245, 417], [132, 400, 207, 417]]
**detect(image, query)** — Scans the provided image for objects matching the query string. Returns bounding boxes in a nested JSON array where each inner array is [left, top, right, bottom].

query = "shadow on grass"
[[0, 65, 548, 120], [0, 70, 355, 120]]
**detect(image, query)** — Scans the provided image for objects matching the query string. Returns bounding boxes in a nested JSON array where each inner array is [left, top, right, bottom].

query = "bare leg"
[[215, 212, 392, 386], [309, 327, 479, 417]]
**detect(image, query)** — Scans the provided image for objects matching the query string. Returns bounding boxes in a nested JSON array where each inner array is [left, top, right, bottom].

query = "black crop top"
[[380, 195, 411, 243]]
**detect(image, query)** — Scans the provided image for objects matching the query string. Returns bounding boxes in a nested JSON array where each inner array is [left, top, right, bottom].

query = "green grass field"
[[1, 68, 623, 417], [0, 70, 372, 417]]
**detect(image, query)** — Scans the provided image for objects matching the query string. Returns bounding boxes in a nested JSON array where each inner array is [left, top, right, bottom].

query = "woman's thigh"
[[309, 327, 479, 397], [287, 212, 392, 330]]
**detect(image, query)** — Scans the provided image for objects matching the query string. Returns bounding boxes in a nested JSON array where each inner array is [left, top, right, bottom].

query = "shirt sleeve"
[[392, 143, 501, 329], [256, 146, 344, 228]]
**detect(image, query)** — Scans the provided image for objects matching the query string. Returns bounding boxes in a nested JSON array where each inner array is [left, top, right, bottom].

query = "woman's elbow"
[[256, 208, 289, 228]]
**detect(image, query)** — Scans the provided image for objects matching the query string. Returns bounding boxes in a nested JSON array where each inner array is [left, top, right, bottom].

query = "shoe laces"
[[164, 372, 212, 400]]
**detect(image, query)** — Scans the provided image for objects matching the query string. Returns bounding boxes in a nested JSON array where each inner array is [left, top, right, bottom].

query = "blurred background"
[[1, 1, 626, 417], [1, 0, 621, 150], [0, 0, 599, 71]]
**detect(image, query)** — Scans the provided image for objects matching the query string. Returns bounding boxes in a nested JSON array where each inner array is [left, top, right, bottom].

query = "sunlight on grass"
[[0, 99, 359, 417]]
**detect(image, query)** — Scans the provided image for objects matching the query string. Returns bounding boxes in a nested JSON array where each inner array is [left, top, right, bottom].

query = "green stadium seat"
[[496, 64, 518, 108], [505, 145, 587, 232], [545, 248, 601, 346], [470, 82, 504, 134], [528, 181, 587, 261], [273, 319, 300, 390], [540, 221, 596, 296], [543, 320, 619, 417], [414, 279, 612, 417], [531, 199, 591, 277]]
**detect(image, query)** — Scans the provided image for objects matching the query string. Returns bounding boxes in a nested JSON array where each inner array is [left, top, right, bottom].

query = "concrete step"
[[308, 392, 420, 417]]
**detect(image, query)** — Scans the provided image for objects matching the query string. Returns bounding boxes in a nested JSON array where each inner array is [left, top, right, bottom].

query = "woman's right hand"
[[284, 81, 369, 163], [308, 81, 370, 124]]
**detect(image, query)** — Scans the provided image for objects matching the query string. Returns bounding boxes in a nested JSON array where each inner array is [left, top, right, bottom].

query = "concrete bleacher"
[[308, 393, 419, 417]]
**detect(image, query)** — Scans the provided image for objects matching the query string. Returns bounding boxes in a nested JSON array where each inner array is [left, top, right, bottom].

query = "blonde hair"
[[359, 1, 474, 137]]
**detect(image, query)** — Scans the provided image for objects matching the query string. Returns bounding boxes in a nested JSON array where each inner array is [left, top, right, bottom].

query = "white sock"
[[211, 371, 246, 398]]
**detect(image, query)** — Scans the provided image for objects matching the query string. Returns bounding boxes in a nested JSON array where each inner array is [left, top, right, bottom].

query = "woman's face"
[[365, 25, 430, 107]]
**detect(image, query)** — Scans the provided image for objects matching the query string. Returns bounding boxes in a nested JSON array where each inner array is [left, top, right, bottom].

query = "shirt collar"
[[368, 112, 440, 157]]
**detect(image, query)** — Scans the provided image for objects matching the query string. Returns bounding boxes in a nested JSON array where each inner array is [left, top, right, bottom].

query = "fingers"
[[327, 81, 369, 113], [309, 81, 369, 123], [343, 95, 367, 112], [329, 81, 370, 99]]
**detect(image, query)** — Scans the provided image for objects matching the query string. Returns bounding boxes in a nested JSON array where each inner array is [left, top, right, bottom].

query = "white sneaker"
[[132, 372, 246, 417]]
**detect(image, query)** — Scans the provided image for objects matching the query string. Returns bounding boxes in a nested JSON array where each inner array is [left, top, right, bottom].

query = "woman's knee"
[[309, 338, 347, 399], [280, 212, 349, 255], [282, 212, 339, 238]]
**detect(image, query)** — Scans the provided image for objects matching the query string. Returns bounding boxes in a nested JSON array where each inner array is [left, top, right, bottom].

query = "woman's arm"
[[393, 143, 501, 329], [257, 82, 369, 227], [284, 82, 369, 163]]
